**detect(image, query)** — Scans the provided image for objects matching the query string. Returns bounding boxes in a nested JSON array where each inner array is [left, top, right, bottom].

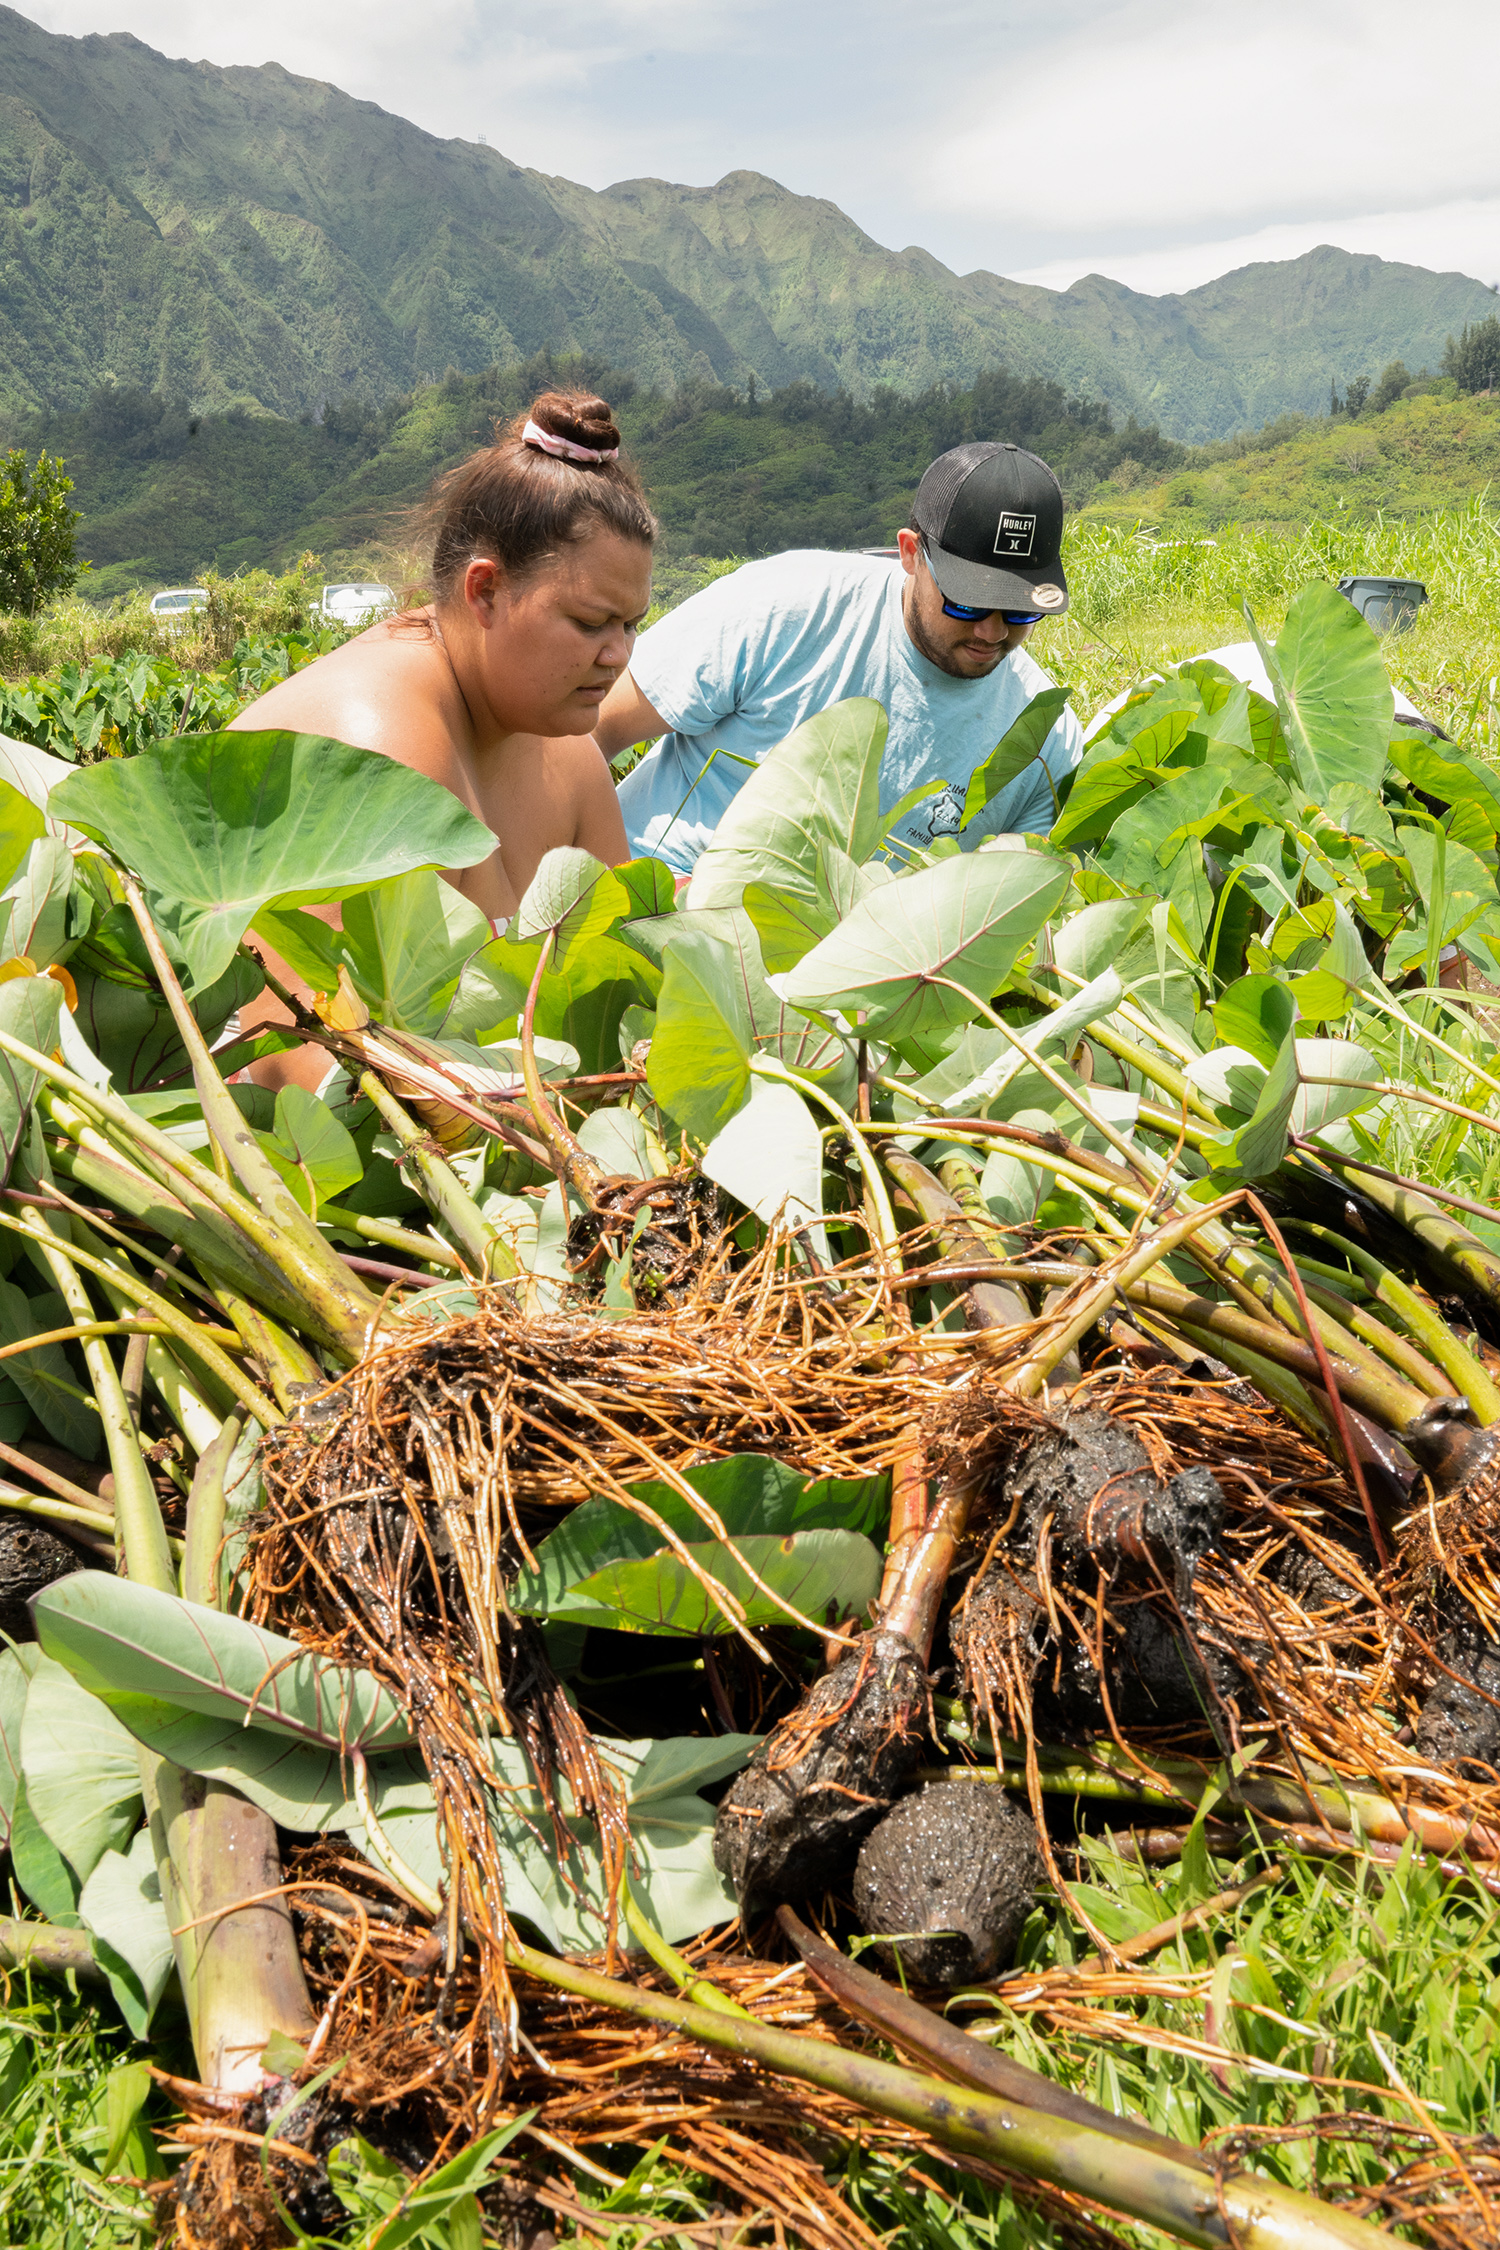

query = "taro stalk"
[[13, 1181, 317, 2089], [505, 1930, 1389, 2250]]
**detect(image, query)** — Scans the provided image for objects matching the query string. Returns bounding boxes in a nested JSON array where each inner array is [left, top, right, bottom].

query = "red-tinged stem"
[[1247, 1192, 1390, 1570]]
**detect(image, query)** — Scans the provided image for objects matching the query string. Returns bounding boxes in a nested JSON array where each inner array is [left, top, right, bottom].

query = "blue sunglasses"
[[942, 595, 1045, 626]]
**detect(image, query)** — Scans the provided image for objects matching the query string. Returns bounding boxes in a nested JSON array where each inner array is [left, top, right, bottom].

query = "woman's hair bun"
[[528, 390, 622, 455]]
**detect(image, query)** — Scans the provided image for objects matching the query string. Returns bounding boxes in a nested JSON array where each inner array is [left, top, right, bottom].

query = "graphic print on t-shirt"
[[994, 510, 1037, 558]]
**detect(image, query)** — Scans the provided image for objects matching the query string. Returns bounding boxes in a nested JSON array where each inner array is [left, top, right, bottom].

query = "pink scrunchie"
[[521, 417, 619, 464]]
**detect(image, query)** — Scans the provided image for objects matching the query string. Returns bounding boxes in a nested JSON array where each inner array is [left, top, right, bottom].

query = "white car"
[[148, 586, 207, 627], [320, 581, 396, 629]]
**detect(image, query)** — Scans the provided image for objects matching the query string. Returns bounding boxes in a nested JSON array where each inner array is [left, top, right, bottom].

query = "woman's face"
[[461, 530, 653, 736]]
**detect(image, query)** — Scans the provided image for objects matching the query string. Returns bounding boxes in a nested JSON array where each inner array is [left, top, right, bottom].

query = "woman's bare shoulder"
[[228, 617, 462, 773]]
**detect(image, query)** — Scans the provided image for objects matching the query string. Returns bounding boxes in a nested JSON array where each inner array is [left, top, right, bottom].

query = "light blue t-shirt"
[[617, 551, 1084, 874]]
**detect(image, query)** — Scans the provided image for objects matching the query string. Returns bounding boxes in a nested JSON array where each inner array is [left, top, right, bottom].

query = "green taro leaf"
[[50, 730, 498, 995], [31, 1574, 413, 1750], [8, 1778, 80, 1925], [742, 880, 837, 975], [613, 856, 678, 920], [529, 1527, 882, 1637], [0, 1643, 40, 1847], [645, 923, 755, 1143], [0, 777, 46, 897], [0, 1279, 99, 1458], [328, 869, 494, 1034], [1212, 975, 1297, 1067], [700, 1076, 826, 1254], [513, 1455, 889, 1618], [0, 838, 75, 972], [77, 1828, 174, 2040], [19, 1656, 143, 1884], [960, 686, 1072, 828], [260, 1083, 363, 1214], [0, 973, 64, 1182], [100, 1694, 402, 1832], [72, 946, 261, 1095], [514, 848, 626, 957], [1052, 897, 1150, 981], [776, 848, 1070, 1043], [687, 698, 887, 913], [1247, 582, 1393, 801]]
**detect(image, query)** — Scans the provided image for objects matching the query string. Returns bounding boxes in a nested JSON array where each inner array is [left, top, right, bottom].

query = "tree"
[[0, 451, 84, 616], [1343, 373, 1371, 418], [1442, 315, 1500, 394], [1368, 359, 1412, 414]]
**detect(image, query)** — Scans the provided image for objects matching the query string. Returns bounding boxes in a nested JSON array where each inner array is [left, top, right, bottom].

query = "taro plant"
[[0, 585, 1490, 2242]]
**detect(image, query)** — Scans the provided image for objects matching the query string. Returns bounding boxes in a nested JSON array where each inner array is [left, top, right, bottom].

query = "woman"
[[230, 390, 655, 1086]]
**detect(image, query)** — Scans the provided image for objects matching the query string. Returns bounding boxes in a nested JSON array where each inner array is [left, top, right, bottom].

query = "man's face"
[[896, 528, 1036, 680]]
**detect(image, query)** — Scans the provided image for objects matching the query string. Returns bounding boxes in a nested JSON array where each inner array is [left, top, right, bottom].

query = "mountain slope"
[[1, 5, 1495, 440]]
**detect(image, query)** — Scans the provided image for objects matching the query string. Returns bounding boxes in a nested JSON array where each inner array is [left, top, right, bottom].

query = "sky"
[[22, 0, 1500, 298]]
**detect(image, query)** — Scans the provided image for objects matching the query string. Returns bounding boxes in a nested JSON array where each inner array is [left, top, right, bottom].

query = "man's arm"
[[594, 672, 670, 761]]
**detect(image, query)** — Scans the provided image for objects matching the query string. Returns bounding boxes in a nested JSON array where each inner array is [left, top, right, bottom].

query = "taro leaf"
[[1052, 897, 1150, 980], [31, 1574, 413, 1750], [742, 881, 836, 975], [0, 838, 75, 970], [259, 1084, 363, 1214], [50, 731, 498, 995], [531, 1528, 882, 1637], [1199, 1034, 1378, 1177], [1386, 826, 1500, 977], [9, 1778, 80, 1925], [0, 1278, 99, 1458], [1049, 708, 1197, 850], [923, 967, 1124, 1114], [348, 1735, 757, 1951], [0, 778, 46, 898], [776, 849, 1071, 1044], [1247, 582, 1393, 801], [817, 841, 891, 922], [1212, 975, 1297, 1067], [1286, 901, 1376, 1023], [979, 1113, 1053, 1228], [20, 1656, 143, 1885], [72, 949, 261, 1096], [338, 870, 494, 1034], [575, 1105, 669, 1181], [77, 1828, 174, 2039], [646, 924, 755, 1144], [0, 973, 63, 1184], [99, 1693, 394, 1832], [1287, 1038, 1382, 1139], [960, 686, 1072, 828], [0, 1642, 40, 1847], [620, 1735, 764, 1802], [614, 856, 678, 920], [514, 849, 628, 959], [701, 1076, 826, 1252], [687, 698, 887, 913], [512, 1458, 888, 1616], [1390, 731, 1500, 833]]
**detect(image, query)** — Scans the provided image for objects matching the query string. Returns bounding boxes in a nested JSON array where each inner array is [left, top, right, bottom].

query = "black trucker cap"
[[911, 441, 1068, 614]]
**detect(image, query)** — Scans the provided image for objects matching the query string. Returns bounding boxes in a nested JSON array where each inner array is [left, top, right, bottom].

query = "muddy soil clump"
[[853, 1780, 1044, 1987], [713, 1631, 927, 1912], [1, 1513, 85, 1641], [1418, 1630, 1500, 1774]]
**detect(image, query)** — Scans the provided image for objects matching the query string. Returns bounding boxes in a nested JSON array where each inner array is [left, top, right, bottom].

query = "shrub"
[[0, 451, 82, 616]]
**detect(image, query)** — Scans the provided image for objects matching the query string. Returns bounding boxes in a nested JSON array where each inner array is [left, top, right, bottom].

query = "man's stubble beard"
[[903, 597, 1010, 681]]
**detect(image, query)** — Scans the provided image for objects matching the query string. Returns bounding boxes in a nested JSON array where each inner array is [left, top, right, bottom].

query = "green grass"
[[0, 1981, 169, 2247], [1044, 503, 1500, 748]]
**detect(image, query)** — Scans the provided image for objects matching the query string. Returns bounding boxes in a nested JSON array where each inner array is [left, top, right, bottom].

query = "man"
[[594, 441, 1084, 872]]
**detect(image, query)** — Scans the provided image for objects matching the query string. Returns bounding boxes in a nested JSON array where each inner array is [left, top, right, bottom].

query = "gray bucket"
[[1337, 576, 1428, 633]]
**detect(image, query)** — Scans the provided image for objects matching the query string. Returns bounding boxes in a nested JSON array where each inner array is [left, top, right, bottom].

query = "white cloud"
[[923, 0, 1500, 247]]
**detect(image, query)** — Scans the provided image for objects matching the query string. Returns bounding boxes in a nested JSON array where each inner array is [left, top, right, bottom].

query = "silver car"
[[320, 582, 396, 629]]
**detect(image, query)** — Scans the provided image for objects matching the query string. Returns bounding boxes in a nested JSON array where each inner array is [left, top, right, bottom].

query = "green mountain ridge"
[[2, 4, 1497, 443]]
